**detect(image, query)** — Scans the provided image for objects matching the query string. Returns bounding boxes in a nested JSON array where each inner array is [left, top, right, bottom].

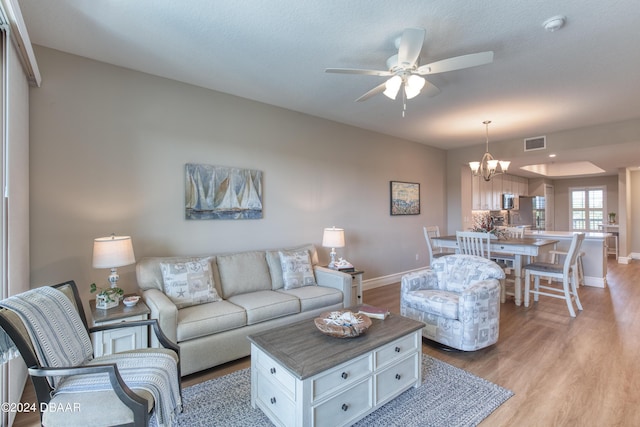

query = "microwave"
[[502, 193, 515, 210]]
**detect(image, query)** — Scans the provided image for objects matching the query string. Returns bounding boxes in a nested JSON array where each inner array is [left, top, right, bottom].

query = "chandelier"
[[469, 120, 510, 181]]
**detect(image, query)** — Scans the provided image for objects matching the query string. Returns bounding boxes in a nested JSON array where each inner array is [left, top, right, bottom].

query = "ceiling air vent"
[[524, 136, 546, 152]]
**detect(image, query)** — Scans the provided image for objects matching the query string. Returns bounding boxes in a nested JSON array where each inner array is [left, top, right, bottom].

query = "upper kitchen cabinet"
[[470, 173, 527, 211]]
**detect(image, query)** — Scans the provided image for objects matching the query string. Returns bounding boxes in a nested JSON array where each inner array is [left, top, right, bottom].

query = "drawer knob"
[[341, 372, 348, 379], [341, 404, 349, 412], [395, 346, 401, 353], [395, 373, 401, 380], [270, 397, 276, 404], [270, 367, 276, 374]]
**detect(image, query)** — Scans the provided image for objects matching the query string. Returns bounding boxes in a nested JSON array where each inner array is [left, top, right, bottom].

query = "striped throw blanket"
[[56, 351, 181, 426], [0, 286, 181, 426], [0, 286, 93, 387]]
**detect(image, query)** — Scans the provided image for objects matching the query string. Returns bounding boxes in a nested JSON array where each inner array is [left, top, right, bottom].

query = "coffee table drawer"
[[375, 352, 420, 405], [256, 348, 295, 395], [313, 377, 373, 427], [375, 331, 419, 369], [256, 371, 296, 426], [312, 353, 372, 401]]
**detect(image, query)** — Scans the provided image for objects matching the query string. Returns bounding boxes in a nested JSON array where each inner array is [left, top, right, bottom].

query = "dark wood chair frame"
[[0, 280, 181, 427]]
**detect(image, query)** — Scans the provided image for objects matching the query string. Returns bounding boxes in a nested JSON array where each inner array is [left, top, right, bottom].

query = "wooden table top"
[[247, 309, 423, 380]]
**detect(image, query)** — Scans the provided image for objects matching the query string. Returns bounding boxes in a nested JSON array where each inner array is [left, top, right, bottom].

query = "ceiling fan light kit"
[[325, 28, 494, 115], [469, 121, 510, 182]]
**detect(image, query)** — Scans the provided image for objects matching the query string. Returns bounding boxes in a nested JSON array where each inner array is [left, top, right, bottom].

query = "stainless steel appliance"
[[510, 196, 546, 229], [502, 193, 515, 210]]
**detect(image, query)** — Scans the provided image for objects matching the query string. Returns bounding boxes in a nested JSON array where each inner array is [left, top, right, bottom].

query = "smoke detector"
[[543, 15, 566, 32]]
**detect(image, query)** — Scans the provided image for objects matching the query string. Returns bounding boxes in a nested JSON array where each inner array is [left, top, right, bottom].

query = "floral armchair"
[[400, 255, 505, 351]]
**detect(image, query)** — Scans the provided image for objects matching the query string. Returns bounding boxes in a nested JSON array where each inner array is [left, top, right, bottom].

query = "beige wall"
[[29, 46, 446, 308]]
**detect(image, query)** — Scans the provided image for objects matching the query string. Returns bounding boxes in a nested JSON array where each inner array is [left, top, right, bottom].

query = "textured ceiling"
[[16, 0, 640, 175]]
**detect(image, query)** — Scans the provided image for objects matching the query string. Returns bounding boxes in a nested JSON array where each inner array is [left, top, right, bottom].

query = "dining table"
[[431, 235, 559, 306]]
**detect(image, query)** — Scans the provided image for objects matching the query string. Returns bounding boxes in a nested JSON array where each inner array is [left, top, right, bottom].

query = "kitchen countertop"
[[525, 230, 610, 239]]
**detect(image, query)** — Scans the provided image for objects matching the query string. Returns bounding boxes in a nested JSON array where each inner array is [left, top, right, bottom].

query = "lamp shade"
[[322, 227, 345, 248], [92, 235, 136, 268]]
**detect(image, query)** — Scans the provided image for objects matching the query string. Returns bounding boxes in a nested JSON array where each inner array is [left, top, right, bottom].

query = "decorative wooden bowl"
[[314, 310, 372, 338]]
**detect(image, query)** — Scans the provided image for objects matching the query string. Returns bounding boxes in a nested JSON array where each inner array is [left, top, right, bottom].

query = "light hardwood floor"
[[14, 257, 639, 426]]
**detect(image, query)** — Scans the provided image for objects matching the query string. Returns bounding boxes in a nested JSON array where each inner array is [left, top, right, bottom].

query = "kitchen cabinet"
[[471, 174, 528, 211]]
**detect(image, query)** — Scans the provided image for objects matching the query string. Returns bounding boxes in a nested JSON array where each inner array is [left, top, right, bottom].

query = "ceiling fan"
[[326, 28, 493, 113]]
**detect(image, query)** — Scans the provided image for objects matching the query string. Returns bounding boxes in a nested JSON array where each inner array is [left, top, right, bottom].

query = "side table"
[[90, 296, 150, 357], [348, 270, 364, 305]]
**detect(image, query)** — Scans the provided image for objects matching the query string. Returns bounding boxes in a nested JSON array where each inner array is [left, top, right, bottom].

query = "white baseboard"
[[362, 267, 428, 291], [625, 252, 640, 261], [583, 276, 606, 288]]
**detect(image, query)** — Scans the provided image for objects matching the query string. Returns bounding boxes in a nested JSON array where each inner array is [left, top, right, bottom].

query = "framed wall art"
[[185, 163, 263, 220], [390, 181, 420, 215]]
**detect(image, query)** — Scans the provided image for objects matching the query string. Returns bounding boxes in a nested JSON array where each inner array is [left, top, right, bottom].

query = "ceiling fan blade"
[[355, 82, 387, 102], [397, 28, 425, 67], [416, 51, 494, 75], [325, 68, 392, 77]]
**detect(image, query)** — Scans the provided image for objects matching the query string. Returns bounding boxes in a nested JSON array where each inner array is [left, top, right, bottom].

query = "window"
[[569, 186, 605, 231]]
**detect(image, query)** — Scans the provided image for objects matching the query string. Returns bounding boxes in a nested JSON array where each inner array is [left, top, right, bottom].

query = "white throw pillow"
[[279, 250, 316, 290], [160, 258, 222, 308]]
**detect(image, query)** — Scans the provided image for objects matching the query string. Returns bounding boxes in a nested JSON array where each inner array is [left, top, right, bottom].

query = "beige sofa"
[[136, 244, 352, 376]]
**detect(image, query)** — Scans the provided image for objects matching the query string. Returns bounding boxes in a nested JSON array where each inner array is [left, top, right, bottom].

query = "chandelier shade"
[[469, 121, 510, 181]]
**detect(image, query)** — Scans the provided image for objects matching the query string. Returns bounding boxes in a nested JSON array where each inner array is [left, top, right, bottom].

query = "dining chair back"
[[523, 232, 585, 317], [423, 226, 448, 267], [456, 231, 492, 259]]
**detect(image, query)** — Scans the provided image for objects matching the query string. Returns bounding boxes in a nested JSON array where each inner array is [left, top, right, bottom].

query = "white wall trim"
[[362, 267, 428, 291]]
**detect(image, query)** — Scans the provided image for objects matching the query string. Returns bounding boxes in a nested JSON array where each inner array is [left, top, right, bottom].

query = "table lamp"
[[322, 226, 345, 269], [92, 234, 136, 288]]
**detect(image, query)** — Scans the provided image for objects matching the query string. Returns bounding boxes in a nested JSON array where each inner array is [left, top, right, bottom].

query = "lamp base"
[[328, 248, 337, 269]]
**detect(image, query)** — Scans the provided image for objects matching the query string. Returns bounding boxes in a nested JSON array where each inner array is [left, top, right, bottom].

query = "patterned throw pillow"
[[160, 258, 222, 308], [279, 250, 316, 290]]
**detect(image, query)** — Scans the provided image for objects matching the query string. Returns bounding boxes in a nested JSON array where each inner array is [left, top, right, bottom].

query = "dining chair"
[[549, 249, 586, 287], [456, 231, 492, 258], [523, 232, 585, 317], [423, 226, 448, 267]]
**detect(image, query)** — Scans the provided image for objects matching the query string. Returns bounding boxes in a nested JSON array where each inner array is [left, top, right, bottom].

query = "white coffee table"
[[248, 311, 423, 427]]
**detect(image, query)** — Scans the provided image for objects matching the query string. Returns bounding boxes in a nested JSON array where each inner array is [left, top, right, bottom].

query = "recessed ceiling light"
[[543, 15, 566, 32], [549, 154, 557, 158]]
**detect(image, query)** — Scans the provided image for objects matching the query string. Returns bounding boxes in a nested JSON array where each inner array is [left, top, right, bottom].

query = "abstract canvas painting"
[[390, 181, 420, 215], [185, 163, 263, 220]]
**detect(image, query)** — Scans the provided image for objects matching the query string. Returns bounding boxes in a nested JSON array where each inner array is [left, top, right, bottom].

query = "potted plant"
[[90, 283, 124, 310], [608, 212, 616, 224]]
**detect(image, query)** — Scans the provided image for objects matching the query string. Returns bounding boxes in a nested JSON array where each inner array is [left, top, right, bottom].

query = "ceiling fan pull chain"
[[402, 85, 407, 118]]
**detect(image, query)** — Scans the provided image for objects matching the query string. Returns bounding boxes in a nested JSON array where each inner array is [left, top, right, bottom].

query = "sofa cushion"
[[176, 300, 246, 342], [159, 258, 222, 308], [279, 250, 316, 290], [137, 256, 223, 297], [216, 251, 272, 298], [404, 289, 460, 320], [226, 290, 300, 325], [277, 286, 343, 312], [266, 244, 318, 290]]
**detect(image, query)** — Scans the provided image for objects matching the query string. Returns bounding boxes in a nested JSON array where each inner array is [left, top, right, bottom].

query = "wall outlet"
[[415, 253, 419, 261]]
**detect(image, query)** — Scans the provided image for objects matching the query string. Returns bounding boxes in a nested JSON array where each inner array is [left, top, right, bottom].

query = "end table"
[[90, 296, 150, 357]]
